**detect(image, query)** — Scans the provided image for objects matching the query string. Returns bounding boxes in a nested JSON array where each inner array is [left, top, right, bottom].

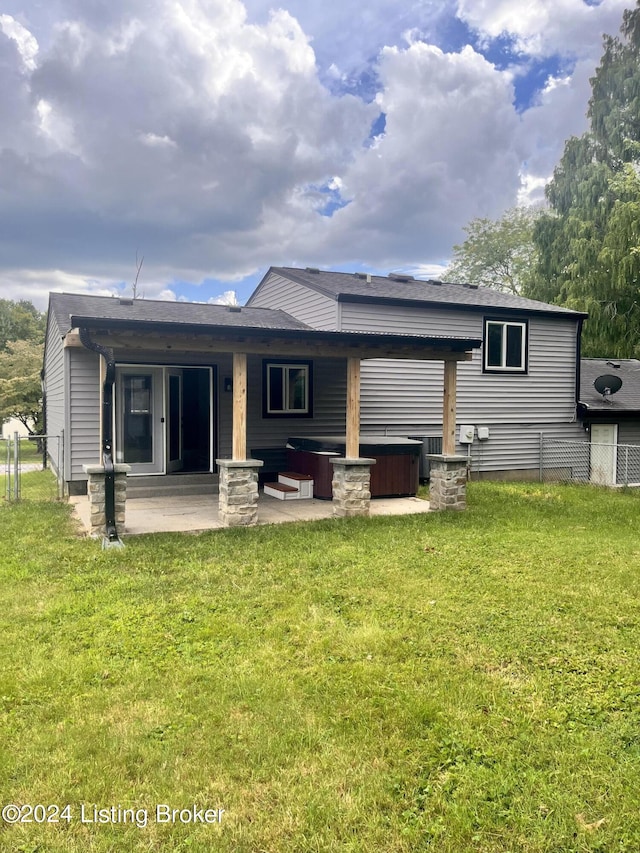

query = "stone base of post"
[[331, 458, 376, 518], [216, 459, 264, 527], [427, 454, 468, 511], [83, 464, 131, 537]]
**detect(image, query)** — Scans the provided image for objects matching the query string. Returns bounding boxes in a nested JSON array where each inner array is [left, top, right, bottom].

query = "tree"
[[0, 299, 46, 351], [527, 1, 640, 357], [445, 207, 541, 295], [0, 339, 44, 434], [0, 299, 46, 435]]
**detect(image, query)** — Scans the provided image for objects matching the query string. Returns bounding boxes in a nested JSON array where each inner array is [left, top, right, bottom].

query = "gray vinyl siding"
[[68, 348, 101, 479], [340, 301, 580, 475], [468, 421, 586, 475], [42, 322, 66, 477], [248, 272, 338, 329], [616, 422, 640, 484], [338, 302, 479, 335], [241, 355, 347, 457], [359, 317, 578, 425], [618, 421, 640, 445]]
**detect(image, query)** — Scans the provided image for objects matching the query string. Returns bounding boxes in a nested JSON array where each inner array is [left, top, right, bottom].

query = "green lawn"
[[1, 476, 640, 852]]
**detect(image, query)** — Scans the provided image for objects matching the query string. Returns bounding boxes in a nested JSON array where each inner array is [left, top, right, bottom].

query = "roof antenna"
[[132, 251, 144, 299]]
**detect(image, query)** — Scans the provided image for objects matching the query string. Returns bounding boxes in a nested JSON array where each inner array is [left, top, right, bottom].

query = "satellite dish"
[[594, 374, 623, 397]]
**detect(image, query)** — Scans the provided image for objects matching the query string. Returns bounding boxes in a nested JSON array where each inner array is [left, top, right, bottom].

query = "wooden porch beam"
[[77, 331, 474, 362], [346, 357, 361, 459], [232, 352, 247, 461], [442, 359, 457, 456]]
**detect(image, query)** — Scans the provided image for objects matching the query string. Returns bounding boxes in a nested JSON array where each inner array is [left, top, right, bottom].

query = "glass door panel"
[[116, 367, 163, 474], [167, 369, 184, 473]]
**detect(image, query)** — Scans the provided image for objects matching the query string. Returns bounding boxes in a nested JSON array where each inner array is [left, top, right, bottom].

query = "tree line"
[[447, 1, 640, 358]]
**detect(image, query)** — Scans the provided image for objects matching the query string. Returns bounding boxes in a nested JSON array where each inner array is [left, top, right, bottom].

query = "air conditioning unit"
[[409, 436, 442, 481]]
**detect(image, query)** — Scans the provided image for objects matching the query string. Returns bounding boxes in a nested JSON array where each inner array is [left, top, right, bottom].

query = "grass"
[[2, 475, 640, 851]]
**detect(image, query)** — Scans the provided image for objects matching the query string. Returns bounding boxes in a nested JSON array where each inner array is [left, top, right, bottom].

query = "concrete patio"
[[70, 491, 432, 536]]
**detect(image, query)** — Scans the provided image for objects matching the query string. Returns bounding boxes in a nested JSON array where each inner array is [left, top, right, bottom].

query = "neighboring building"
[[248, 267, 588, 479], [1, 417, 30, 439], [577, 358, 640, 486]]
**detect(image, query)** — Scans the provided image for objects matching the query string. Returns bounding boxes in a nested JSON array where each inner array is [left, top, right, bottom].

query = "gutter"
[[78, 328, 122, 547]]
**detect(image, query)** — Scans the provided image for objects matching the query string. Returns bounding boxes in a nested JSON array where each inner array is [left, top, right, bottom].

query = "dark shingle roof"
[[48, 292, 312, 335], [46, 291, 481, 354], [263, 267, 585, 317], [580, 358, 640, 413]]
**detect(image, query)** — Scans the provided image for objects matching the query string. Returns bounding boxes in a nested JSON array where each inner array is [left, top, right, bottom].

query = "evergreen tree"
[[527, 1, 640, 357]]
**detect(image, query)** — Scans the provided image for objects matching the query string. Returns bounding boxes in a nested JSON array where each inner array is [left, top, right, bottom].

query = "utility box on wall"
[[459, 424, 475, 444]]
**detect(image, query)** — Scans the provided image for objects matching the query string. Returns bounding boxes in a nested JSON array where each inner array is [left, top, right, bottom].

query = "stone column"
[[216, 459, 264, 527], [330, 457, 376, 518], [428, 454, 468, 511], [83, 464, 131, 537]]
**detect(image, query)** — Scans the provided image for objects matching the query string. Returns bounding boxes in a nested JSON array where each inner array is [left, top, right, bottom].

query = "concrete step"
[[126, 473, 218, 499]]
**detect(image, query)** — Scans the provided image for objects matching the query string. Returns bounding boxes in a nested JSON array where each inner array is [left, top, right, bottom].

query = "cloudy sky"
[[0, 0, 632, 309]]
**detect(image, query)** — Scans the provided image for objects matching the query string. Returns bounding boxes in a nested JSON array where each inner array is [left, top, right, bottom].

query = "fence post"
[[624, 445, 629, 486], [539, 432, 544, 482], [59, 431, 64, 499], [4, 435, 9, 500], [13, 431, 19, 501]]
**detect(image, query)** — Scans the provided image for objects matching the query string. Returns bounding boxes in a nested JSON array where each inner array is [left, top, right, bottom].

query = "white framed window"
[[263, 360, 312, 417], [483, 319, 528, 373]]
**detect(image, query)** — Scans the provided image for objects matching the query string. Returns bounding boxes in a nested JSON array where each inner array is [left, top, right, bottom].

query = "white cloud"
[[456, 0, 629, 57], [0, 0, 374, 289], [0, 0, 635, 302], [0, 14, 38, 69], [316, 41, 523, 265], [517, 56, 597, 202], [0, 269, 124, 310], [208, 290, 239, 305]]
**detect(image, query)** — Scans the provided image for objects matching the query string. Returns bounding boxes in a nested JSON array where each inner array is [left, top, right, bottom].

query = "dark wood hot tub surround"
[[286, 436, 421, 499]]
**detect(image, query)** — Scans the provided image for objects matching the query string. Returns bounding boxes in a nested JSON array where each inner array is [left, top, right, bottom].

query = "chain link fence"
[[1, 433, 64, 501], [540, 436, 640, 486]]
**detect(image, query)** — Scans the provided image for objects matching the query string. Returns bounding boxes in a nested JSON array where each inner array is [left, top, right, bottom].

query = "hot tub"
[[286, 435, 422, 499]]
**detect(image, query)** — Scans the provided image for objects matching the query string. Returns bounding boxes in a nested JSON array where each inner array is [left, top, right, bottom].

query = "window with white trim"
[[263, 360, 312, 417], [483, 319, 528, 373]]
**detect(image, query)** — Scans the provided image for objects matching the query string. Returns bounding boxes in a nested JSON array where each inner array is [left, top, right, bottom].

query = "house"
[[248, 267, 588, 479], [577, 358, 640, 485], [43, 267, 592, 537], [43, 286, 481, 537]]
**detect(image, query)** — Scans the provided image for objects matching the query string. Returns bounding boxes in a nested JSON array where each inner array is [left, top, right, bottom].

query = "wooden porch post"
[[346, 357, 361, 458], [443, 358, 457, 455], [232, 352, 247, 461]]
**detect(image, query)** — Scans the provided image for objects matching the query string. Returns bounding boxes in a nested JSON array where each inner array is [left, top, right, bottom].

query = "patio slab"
[[70, 492, 431, 536]]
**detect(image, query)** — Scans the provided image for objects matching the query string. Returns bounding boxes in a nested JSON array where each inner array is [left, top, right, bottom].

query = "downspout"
[[78, 327, 122, 546], [575, 317, 584, 420]]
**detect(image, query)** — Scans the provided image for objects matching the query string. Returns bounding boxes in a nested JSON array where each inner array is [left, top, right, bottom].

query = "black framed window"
[[483, 319, 528, 373], [263, 360, 313, 417]]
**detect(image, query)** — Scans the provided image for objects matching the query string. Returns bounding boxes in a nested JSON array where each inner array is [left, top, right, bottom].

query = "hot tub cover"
[[287, 435, 422, 456]]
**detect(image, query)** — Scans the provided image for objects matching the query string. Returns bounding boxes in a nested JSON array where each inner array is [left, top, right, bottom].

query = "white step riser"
[[264, 484, 301, 500], [278, 475, 313, 498]]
